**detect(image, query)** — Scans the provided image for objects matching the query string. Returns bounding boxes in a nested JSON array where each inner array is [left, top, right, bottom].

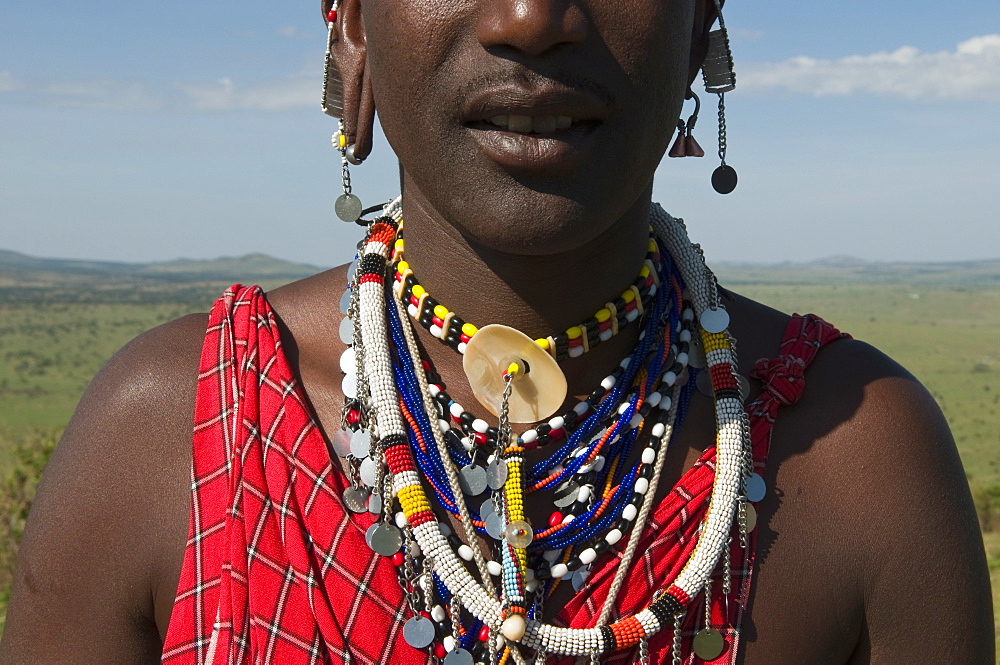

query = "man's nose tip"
[[476, 0, 588, 58]]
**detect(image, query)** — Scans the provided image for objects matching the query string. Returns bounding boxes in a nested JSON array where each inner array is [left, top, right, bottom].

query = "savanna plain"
[[0, 252, 997, 656]]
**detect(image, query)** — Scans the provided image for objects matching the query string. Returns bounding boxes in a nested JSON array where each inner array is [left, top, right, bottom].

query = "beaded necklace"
[[336, 198, 754, 663], [392, 228, 661, 359]]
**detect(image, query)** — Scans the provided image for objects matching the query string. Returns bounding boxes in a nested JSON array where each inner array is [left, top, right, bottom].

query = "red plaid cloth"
[[162, 285, 847, 664]]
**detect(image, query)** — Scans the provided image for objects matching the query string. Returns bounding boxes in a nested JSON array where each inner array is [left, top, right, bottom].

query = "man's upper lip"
[[462, 84, 610, 122]]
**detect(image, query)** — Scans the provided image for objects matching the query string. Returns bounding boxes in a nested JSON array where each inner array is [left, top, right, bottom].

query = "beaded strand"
[[392, 228, 662, 359], [343, 198, 754, 661]]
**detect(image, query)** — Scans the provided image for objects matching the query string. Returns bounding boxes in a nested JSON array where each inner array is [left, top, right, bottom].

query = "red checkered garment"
[[162, 285, 847, 664]]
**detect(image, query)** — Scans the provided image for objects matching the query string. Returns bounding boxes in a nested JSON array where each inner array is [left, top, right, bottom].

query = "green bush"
[[971, 480, 1000, 534], [0, 429, 59, 636]]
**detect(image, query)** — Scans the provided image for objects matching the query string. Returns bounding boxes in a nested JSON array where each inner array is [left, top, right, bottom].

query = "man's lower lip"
[[467, 125, 597, 172]]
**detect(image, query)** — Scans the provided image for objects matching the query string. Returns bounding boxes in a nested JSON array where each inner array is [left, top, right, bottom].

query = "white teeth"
[[507, 114, 532, 133], [533, 115, 557, 133], [485, 114, 578, 133]]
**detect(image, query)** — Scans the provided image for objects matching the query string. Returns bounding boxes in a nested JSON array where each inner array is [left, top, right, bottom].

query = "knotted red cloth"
[[162, 286, 847, 664]]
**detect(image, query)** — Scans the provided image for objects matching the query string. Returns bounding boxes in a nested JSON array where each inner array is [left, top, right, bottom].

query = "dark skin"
[[1, 0, 993, 662]]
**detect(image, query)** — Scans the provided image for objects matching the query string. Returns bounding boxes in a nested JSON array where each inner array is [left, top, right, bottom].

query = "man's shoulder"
[[0, 312, 210, 660]]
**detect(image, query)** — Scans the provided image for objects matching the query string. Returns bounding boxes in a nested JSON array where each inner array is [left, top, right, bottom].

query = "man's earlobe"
[[327, 0, 375, 162]]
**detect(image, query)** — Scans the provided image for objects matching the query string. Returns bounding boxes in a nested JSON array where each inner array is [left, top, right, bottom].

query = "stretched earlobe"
[[323, 0, 375, 161]]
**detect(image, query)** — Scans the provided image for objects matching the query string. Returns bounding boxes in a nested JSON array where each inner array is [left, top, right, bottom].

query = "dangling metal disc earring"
[[322, 4, 365, 223], [702, 0, 738, 194]]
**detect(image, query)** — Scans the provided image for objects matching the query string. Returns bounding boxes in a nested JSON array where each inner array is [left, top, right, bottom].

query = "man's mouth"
[[460, 85, 610, 170], [481, 114, 577, 134]]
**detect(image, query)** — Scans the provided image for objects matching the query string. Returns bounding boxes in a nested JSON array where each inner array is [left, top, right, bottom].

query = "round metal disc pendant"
[[365, 523, 379, 549], [744, 501, 758, 532], [332, 429, 353, 458], [696, 369, 714, 397], [700, 307, 730, 334], [343, 486, 370, 514], [571, 566, 591, 592], [553, 481, 581, 509], [335, 193, 363, 223], [339, 288, 352, 315], [339, 346, 356, 374], [403, 616, 436, 649], [745, 473, 766, 502], [458, 465, 488, 496], [737, 374, 750, 403], [487, 458, 508, 490], [711, 164, 738, 195], [481, 497, 497, 520], [367, 491, 383, 515], [462, 324, 567, 423], [341, 373, 357, 400], [339, 316, 354, 345], [359, 456, 379, 487], [350, 430, 372, 459], [484, 511, 505, 540], [368, 523, 403, 556], [443, 649, 475, 665], [693, 628, 725, 660], [687, 338, 707, 369]]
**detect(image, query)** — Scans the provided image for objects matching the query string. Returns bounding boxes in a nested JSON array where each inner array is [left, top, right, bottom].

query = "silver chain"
[[671, 615, 683, 665], [341, 150, 353, 196], [722, 537, 732, 596], [638, 635, 650, 665], [399, 528, 424, 615], [449, 593, 462, 644], [716, 93, 727, 166]]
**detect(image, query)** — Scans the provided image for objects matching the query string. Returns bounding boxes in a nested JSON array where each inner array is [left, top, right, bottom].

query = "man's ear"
[[687, 0, 721, 89], [323, 0, 376, 161]]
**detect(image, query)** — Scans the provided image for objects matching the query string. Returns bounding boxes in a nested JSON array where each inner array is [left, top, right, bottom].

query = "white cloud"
[[740, 34, 1000, 101], [0, 73, 159, 111], [176, 76, 314, 111], [0, 71, 21, 92], [0, 72, 316, 113], [729, 28, 764, 43]]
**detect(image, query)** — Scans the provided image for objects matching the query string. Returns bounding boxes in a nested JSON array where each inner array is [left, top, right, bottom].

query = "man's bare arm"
[[0, 315, 205, 663]]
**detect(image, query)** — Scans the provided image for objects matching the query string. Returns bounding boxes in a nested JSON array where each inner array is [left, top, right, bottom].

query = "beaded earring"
[[322, 1, 365, 223], [702, 0, 738, 194]]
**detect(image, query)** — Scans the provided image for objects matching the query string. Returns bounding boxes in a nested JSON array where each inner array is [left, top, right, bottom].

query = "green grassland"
[[0, 255, 997, 652]]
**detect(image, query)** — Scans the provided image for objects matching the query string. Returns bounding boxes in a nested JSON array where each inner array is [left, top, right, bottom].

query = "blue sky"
[[1, 1, 998, 268]]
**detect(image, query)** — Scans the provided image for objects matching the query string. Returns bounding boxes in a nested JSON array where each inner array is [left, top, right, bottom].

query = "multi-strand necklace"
[[334, 198, 754, 664]]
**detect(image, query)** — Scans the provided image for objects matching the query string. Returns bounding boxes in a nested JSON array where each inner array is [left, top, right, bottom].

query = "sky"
[[1, 0, 998, 268]]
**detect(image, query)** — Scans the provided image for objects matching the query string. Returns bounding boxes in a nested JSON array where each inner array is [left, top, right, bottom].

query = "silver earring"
[[322, 2, 344, 118], [322, 4, 364, 223], [702, 0, 737, 194], [333, 123, 364, 223]]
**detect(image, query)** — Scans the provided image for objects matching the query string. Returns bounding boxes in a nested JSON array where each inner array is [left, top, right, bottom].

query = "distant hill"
[[713, 257, 1000, 287], [1, 248, 997, 304], [0, 249, 324, 281], [0, 249, 326, 304]]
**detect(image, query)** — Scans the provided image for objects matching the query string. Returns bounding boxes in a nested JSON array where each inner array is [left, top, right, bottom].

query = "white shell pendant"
[[462, 324, 567, 423]]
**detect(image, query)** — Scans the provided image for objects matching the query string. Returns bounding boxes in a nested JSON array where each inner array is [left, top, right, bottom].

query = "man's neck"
[[395, 177, 655, 397]]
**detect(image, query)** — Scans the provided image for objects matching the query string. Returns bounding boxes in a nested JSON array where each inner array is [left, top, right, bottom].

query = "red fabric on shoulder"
[[553, 313, 849, 665], [162, 287, 847, 665], [162, 285, 426, 665]]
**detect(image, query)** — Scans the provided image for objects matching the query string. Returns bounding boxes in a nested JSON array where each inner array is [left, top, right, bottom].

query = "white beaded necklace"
[[345, 198, 752, 662]]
